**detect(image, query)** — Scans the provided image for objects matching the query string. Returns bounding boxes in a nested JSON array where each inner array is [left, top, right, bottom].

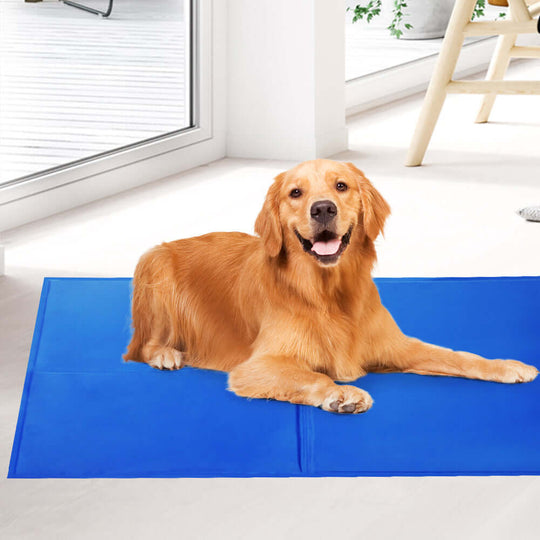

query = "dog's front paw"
[[495, 360, 538, 384], [148, 347, 184, 370], [321, 385, 373, 414]]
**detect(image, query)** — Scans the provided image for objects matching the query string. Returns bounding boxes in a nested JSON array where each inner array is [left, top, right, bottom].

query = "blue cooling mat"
[[8, 277, 540, 478]]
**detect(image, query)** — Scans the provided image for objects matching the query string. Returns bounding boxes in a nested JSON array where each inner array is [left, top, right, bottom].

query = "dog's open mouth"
[[295, 226, 353, 264]]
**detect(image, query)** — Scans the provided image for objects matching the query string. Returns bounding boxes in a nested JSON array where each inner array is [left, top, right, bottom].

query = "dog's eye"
[[336, 182, 348, 192], [289, 188, 302, 198]]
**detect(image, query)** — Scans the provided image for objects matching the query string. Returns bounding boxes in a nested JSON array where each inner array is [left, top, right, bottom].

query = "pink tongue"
[[311, 239, 341, 256]]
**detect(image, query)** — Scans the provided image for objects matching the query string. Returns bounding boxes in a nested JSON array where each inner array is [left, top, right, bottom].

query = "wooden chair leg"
[[476, 0, 532, 123], [508, 0, 533, 21], [475, 33, 517, 123], [405, 0, 483, 167]]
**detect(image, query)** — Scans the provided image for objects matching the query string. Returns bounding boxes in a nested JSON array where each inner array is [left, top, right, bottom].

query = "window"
[[0, 0, 211, 205]]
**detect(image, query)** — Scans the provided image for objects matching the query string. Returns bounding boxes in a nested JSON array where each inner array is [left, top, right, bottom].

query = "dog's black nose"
[[310, 200, 337, 224]]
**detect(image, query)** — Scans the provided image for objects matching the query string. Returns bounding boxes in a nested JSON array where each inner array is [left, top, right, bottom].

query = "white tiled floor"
[[1, 59, 540, 539]]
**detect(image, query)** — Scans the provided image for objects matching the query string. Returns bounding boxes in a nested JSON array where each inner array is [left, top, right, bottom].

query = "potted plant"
[[348, 0, 496, 40]]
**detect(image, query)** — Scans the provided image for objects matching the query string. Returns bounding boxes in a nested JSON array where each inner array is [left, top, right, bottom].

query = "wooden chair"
[[406, 0, 540, 166]]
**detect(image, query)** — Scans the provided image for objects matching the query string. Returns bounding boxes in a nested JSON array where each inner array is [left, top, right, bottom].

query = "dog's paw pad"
[[148, 348, 184, 370], [341, 403, 357, 414], [329, 400, 340, 411], [322, 386, 373, 414]]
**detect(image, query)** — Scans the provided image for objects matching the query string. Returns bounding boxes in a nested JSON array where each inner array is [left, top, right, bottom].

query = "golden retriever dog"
[[124, 159, 538, 414]]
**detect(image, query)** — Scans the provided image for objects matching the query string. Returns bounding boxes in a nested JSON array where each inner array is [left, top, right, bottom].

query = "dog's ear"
[[346, 162, 390, 241], [255, 173, 284, 257]]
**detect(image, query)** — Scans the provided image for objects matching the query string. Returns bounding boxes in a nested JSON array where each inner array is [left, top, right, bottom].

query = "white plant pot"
[[399, 0, 455, 40]]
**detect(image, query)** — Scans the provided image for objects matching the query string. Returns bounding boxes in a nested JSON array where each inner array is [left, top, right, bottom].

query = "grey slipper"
[[516, 206, 540, 222]]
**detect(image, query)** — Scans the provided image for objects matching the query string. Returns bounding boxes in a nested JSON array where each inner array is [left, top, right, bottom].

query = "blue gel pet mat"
[[8, 277, 540, 478]]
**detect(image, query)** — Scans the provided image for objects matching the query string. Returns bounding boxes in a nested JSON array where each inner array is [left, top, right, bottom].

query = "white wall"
[[226, 0, 348, 160]]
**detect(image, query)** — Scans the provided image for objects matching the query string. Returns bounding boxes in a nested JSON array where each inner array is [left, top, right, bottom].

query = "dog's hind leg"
[[123, 248, 186, 370], [140, 340, 185, 370], [229, 355, 373, 414], [125, 290, 186, 370], [125, 310, 186, 370], [125, 315, 186, 370]]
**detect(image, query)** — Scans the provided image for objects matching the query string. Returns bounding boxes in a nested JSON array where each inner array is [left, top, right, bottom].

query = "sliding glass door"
[[0, 0, 194, 186]]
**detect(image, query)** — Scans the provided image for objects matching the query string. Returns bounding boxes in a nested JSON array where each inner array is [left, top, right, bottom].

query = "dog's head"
[[255, 160, 390, 266]]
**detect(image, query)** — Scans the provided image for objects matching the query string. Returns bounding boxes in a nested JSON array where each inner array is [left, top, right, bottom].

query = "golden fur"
[[124, 159, 538, 414]]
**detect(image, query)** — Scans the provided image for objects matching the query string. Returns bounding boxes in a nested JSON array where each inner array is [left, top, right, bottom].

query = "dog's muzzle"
[[295, 226, 353, 265]]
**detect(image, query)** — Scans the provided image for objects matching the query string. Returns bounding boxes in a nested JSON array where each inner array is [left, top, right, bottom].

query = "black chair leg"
[[62, 0, 113, 18]]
